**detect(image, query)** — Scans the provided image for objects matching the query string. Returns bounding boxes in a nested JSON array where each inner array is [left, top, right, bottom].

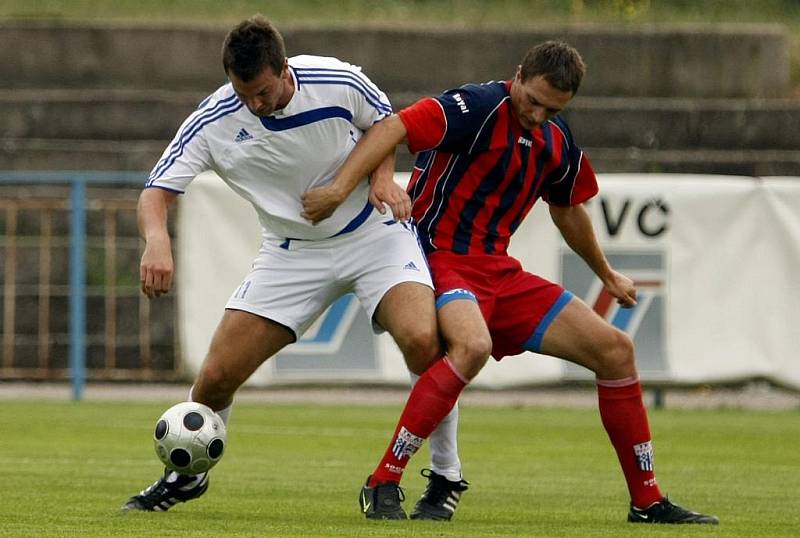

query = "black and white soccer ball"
[[153, 402, 227, 474]]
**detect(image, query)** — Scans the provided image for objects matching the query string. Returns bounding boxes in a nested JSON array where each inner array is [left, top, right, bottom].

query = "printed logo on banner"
[[561, 251, 668, 377], [294, 294, 360, 353], [272, 293, 378, 374]]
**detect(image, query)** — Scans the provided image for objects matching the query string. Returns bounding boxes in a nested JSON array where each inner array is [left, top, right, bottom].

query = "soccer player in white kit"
[[121, 16, 465, 519]]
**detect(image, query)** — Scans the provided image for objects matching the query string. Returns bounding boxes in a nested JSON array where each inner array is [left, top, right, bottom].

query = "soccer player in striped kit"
[[304, 41, 719, 524], [122, 16, 464, 516]]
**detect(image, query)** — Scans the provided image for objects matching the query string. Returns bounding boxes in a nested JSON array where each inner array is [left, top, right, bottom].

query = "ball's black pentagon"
[[170, 448, 191, 468], [207, 438, 225, 459], [183, 411, 205, 431], [154, 419, 168, 440]]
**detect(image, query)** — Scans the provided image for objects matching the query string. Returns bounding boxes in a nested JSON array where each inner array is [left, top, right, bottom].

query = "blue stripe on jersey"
[[149, 95, 242, 183], [294, 67, 389, 108], [197, 95, 212, 109], [452, 148, 510, 254], [482, 133, 532, 253], [331, 200, 374, 237], [295, 79, 392, 115], [294, 74, 392, 114], [419, 155, 470, 252], [409, 151, 435, 203], [508, 126, 553, 236], [289, 66, 301, 91], [259, 106, 353, 131], [538, 118, 580, 206], [150, 94, 237, 181], [144, 184, 185, 195], [449, 124, 515, 253]]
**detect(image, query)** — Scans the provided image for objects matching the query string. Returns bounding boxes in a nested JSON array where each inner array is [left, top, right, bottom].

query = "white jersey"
[[147, 55, 393, 241]]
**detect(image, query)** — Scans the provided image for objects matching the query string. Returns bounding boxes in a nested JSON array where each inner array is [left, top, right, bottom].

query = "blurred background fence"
[[0, 173, 181, 395]]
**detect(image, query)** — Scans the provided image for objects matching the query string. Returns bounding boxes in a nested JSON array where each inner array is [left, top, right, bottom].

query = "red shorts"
[[427, 251, 572, 360]]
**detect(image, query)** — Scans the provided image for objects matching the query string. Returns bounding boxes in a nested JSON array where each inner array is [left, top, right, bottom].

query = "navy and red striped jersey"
[[398, 80, 598, 255]]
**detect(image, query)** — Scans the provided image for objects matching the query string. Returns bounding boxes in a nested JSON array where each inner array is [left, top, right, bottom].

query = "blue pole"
[[69, 178, 87, 401]]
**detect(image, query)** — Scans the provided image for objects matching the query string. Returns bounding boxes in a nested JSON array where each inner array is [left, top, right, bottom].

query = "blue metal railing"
[[0, 171, 146, 400]]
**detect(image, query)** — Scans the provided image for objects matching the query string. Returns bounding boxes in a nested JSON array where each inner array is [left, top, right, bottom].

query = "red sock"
[[369, 358, 467, 486], [597, 377, 663, 508]]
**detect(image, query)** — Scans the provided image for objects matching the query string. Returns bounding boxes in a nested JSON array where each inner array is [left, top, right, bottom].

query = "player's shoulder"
[[546, 115, 576, 145], [459, 80, 508, 100], [290, 54, 364, 75], [440, 80, 509, 113], [195, 82, 239, 112], [290, 54, 389, 112]]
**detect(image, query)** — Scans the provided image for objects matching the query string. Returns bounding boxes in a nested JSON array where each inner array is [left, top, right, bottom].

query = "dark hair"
[[520, 41, 585, 94], [222, 15, 286, 82]]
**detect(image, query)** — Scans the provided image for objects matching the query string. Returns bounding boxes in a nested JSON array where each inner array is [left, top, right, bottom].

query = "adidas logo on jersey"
[[403, 261, 420, 271], [234, 128, 253, 142]]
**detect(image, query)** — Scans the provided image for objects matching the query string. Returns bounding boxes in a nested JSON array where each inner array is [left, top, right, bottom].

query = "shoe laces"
[[637, 496, 692, 519], [658, 497, 694, 518], [419, 468, 468, 505], [136, 477, 175, 508], [136, 471, 198, 508]]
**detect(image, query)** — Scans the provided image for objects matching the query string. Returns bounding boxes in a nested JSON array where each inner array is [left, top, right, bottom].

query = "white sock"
[[165, 470, 207, 489], [410, 372, 463, 482]]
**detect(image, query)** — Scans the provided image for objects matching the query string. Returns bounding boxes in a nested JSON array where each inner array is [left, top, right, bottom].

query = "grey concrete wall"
[[1, 22, 790, 98], [5, 90, 800, 151]]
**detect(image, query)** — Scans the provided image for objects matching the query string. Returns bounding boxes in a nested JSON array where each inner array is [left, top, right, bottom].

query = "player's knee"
[[448, 333, 492, 379], [597, 329, 636, 378], [399, 326, 442, 374], [195, 362, 237, 404]]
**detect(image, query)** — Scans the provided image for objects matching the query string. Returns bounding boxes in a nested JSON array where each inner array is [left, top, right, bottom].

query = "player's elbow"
[[371, 114, 408, 146]]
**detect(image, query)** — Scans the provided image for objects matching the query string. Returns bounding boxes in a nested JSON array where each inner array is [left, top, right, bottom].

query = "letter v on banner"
[[561, 251, 669, 378]]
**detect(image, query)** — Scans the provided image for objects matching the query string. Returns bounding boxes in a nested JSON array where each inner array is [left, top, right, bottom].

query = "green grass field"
[[2, 400, 799, 537]]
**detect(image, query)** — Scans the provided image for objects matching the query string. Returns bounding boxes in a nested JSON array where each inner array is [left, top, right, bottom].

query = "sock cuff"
[[596, 376, 642, 399], [442, 357, 470, 385]]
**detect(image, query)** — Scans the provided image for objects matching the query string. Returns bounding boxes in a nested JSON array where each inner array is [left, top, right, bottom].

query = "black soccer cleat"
[[628, 497, 719, 524], [410, 468, 469, 521], [121, 469, 209, 512], [359, 475, 407, 520]]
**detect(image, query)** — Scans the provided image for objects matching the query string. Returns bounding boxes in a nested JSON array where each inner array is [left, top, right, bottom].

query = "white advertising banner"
[[177, 173, 800, 389]]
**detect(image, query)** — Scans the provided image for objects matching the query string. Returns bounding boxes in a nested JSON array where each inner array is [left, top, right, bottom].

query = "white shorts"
[[225, 219, 433, 338]]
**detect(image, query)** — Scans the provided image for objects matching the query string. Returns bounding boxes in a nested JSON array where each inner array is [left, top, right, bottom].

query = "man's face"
[[229, 62, 290, 117], [510, 70, 574, 131]]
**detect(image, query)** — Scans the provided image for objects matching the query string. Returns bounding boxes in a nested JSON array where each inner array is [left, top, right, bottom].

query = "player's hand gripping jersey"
[[147, 55, 393, 242], [398, 80, 599, 255]]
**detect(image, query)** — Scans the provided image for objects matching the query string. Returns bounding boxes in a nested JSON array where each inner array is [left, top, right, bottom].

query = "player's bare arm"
[[301, 114, 408, 223], [549, 203, 637, 307], [367, 151, 412, 221], [138, 187, 178, 299]]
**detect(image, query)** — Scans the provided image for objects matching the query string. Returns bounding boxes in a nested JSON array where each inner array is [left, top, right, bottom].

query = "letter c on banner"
[[637, 199, 669, 237]]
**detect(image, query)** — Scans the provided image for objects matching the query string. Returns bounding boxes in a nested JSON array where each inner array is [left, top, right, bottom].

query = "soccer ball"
[[153, 402, 227, 474]]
